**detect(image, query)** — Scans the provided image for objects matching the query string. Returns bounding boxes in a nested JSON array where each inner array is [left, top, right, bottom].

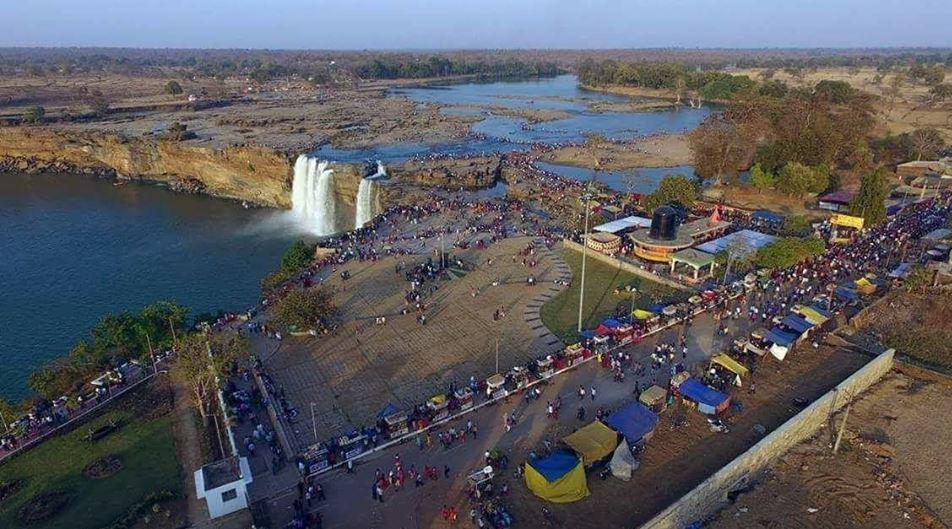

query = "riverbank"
[[540, 133, 693, 170]]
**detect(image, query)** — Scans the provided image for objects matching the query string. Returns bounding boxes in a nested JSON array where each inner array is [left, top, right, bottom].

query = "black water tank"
[[650, 206, 679, 240]]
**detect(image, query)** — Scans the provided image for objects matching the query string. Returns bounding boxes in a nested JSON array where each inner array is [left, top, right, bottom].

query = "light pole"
[[310, 402, 318, 443], [577, 189, 593, 334]]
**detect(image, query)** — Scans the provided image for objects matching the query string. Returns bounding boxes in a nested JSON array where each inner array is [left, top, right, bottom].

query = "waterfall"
[[355, 179, 375, 229], [354, 161, 386, 229], [291, 154, 337, 236]]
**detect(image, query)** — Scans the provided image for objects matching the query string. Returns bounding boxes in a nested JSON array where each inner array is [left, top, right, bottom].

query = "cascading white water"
[[354, 161, 386, 229], [291, 154, 337, 236]]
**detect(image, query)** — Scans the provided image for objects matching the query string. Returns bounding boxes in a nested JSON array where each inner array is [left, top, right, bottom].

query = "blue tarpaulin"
[[377, 402, 401, 419], [889, 263, 912, 279], [579, 330, 596, 339], [678, 379, 729, 409], [529, 450, 581, 482], [809, 304, 833, 318], [605, 402, 659, 445], [648, 304, 665, 314], [766, 328, 798, 347], [835, 286, 859, 301], [752, 210, 783, 224], [781, 315, 814, 334], [886, 204, 903, 216], [602, 319, 622, 328]]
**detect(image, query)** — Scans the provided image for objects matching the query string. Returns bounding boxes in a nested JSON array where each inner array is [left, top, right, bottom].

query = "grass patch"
[[541, 248, 681, 342], [0, 385, 182, 529]]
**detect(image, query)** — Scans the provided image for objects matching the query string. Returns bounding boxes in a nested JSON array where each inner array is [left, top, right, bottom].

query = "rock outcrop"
[[0, 127, 293, 207]]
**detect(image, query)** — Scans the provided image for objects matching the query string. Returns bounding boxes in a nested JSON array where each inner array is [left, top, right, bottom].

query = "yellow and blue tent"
[[563, 420, 619, 467], [524, 451, 589, 503], [633, 309, 655, 320]]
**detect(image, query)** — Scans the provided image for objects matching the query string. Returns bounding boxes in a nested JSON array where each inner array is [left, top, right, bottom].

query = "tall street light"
[[577, 185, 595, 334]]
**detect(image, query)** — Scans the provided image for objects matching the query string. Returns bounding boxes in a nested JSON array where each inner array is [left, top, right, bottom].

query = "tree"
[[850, 168, 891, 226], [755, 237, 825, 269], [24, 106, 45, 124], [749, 163, 775, 194], [171, 333, 246, 418], [272, 287, 338, 332], [0, 398, 18, 433], [722, 236, 756, 283], [164, 80, 184, 95], [642, 174, 697, 212], [923, 65, 946, 86], [689, 113, 758, 184], [814, 80, 853, 103], [281, 239, 314, 272], [780, 215, 812, 237], [774, 162, 813, 197], [929, 83, 952, 103], [908, 128, 945, 160]]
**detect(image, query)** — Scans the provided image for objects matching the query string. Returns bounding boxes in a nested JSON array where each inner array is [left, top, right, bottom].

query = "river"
[[0, 173, 296, 399], [0, 75, 711, 400]]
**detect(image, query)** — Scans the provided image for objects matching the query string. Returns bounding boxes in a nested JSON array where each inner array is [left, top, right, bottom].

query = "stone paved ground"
[[261, 236, 568, 449]]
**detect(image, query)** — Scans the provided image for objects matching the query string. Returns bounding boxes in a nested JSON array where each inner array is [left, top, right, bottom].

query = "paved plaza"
[[259, 236, 572, 449]]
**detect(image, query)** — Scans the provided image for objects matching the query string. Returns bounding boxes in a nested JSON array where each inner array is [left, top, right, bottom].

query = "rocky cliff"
[[0, 127, 293, 207]]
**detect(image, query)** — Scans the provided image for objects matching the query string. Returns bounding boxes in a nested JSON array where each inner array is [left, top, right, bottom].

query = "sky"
[[3, 0, 951, 49]]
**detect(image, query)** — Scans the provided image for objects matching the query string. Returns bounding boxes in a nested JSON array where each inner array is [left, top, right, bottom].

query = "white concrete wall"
[[638, 349, 895, 529]]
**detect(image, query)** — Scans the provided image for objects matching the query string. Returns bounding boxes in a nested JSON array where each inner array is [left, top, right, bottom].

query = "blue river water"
[[0, 75, 711, 399], [0, 173, 297, 399], [313, 74, 713, 175]]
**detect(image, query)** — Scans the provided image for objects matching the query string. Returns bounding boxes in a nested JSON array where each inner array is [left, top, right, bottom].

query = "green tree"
[[164, 80, 184, 95], [170, 332, 246, 418], [749, 163, 775, 194], [755, 237, 826, 269], [780, 215, 812, 236], [642, 174, 698, 212], [850, 168, 891, 226], [272, 287, 337, 332], [281, 239, 314, 272], [775, 162, 813, 197], [813, 80, 854, 103], [24, 106, 45, 124]]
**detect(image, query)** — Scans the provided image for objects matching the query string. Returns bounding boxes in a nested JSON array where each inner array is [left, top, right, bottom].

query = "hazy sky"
[[4, 0, 951, 49]]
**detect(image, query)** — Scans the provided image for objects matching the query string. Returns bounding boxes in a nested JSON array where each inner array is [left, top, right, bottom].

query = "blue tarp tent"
[[579, 330, 596, 340], [835, 286, 859, 301], [886, 204, 903, 216], [677, 379, 730, 414], [648, 304, 665, 314], [605, 402, 659, 445], [377, 402, 401, 419], [602, 319, 622, 329], [781, 315, 814, 334], [809, 304, 833, 318], [889, 263, 912, 279], [766, 328, 798, 347], [752, 210, 783, 224]]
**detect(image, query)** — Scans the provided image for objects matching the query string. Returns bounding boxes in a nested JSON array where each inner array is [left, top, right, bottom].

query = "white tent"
[[609, 439, 639, 481]]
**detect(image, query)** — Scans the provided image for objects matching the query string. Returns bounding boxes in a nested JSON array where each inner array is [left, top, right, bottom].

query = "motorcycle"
[[707, 417, 730, 433]]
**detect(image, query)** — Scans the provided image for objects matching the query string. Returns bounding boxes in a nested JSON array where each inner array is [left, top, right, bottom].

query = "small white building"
[[194, 457, 253, 519]]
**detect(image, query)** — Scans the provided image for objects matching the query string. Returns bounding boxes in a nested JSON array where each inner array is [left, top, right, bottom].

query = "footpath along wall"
[[562, 239, 690, 292], [638, 348, 896, 529]]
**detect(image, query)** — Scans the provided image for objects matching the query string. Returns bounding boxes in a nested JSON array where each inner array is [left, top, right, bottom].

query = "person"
[[577, 406, 586, 421], [578, 385, 586, 400], [444, 464, 450, 478], [590, 385, 596, 401]]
